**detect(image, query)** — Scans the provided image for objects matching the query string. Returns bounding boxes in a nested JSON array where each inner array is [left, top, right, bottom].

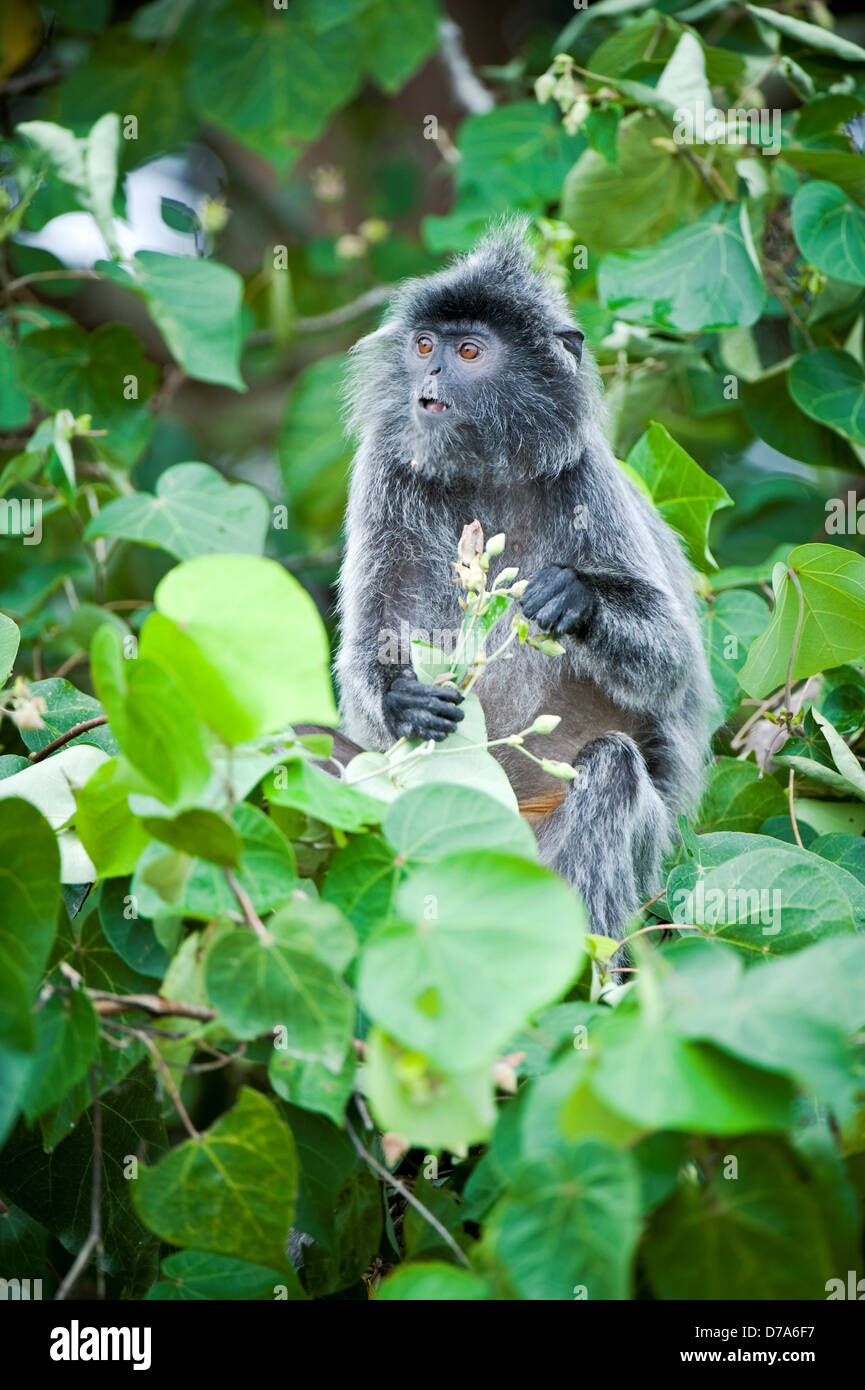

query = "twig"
[[127, 1027, 200, 1139], [295, 284, 394, 334], [437, 17, 495, 114], [87, 990, 216, 1023], [28, 715, 108, 763], [224, 869, 271, 942], [2, 268, 100, 299], [344, 1117, 472, 1269], [787, 766, 804, 850]]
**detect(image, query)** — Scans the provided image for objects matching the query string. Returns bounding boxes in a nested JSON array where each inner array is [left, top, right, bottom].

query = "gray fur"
[[335, 221, 716, 945]]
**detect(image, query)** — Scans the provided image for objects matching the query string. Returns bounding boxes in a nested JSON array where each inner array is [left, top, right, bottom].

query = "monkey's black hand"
[[521, 565, 595, 636], [384, 674, 465, 742]]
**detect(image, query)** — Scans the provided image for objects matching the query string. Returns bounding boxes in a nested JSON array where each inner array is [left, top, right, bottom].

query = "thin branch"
[[87, 991, 217, 1023], [437, 17, 495, 114], [344, 1117, 472, 1269], [787, 766, 804, 850], [295, 284, 394, 335], [224, 868, 271, 942], [2, 268, 100, 298], [127, 1027, 201, 1139], [28, 715, 108, 763]]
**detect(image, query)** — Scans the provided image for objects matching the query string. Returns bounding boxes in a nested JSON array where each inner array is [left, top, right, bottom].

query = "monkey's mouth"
[[420, 398, 448, 412]]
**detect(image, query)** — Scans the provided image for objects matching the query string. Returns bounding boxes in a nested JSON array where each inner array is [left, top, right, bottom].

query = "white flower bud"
[[527, 714, 561, 735]]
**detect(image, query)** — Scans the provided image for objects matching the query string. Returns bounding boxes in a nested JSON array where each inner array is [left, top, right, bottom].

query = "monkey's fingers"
[[520, 566, 570, 619], [393, 683, 464, 709], [558, 605, 589, 635], [409, 711, 463, 739], [531, 594, 568, 631]]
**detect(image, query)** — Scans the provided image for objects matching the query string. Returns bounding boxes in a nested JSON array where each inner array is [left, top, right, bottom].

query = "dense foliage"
[[2, 0, 865, 1302]]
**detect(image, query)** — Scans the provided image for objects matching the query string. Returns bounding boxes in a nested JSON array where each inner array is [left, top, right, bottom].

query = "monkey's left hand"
[[520, 565, 595, 636]]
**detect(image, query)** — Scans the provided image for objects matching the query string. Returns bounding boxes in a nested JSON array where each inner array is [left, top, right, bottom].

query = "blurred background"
[[2, 0, 865, 663]]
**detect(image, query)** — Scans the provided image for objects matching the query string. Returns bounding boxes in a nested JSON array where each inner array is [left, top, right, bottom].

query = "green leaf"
[[186, 6, 362, 164], [702, 589, 771, 716], [15, 323, 157, 466], [75, 756, 151, 878], [0, 746, 109, 882], [19, 678, 117, 757], [278, 356, 352, 550], [321, 834, 399, 944], [377, 1263, 490, 1300], [85, 463, 269, 561], [0, 1062, 165, 1298], [97, 252, 246, 391], [132, 801, 297, 920], [0, 799, 60, 1054], [667, 830, 865, 951], [562, 113, 711, 254], [382, 783, 537, 863], [739, 544, 865, 698], [347, 693, 518, 812], [697, 758, 786, 835], [591, 1010, 796, 1132], [264, 759, 384, 831], [746, 5, 865, 63], [792, 181, 865, 287], [141, 555, 338, 742], [98, 876, 174, 979], [91, 625, 211, 807], [645, 1136, 842, 1300], [789, 349, 865, 445], [134, 1088, 297, 1272], [360, 0, 440, 93], [204, 917, 353, 1069], [140, 807, 243, 866], [625, 422, 733, 570], [359, 852, 586, 1070], [20, 989, 99, 1123], [0, 612, 20, 686], [362, 1027, 496, 1150], [148, 1250, 302, 1301], [16, 114, 120, 252], [599, 202, 766, 332], [489, 1140, 641, 1300], [269, 1046, 356, 1128]]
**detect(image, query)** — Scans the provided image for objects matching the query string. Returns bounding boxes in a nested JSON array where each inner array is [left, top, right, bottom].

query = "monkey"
[[333, 221, 717, 948]]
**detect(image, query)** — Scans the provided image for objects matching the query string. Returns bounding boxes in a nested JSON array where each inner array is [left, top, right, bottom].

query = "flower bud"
[[495, 566, 519, 586], [540, 757, 579, 780], [527, 714, 561, 735], [484, 532, 506, 557]]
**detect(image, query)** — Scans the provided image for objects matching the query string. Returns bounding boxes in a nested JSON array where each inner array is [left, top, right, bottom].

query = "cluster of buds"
[[535, 54, 592, 134], [0, 676, 46, 732], [336, 218, 390, 261]]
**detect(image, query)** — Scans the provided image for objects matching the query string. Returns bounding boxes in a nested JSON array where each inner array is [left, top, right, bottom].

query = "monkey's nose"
[[430, 366, 441, 375]]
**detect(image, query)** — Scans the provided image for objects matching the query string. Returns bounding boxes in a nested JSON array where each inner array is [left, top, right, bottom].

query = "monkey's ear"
[[555, 328, 584, 363]]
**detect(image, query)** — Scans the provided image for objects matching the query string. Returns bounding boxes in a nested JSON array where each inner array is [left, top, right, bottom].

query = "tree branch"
[[28, 715, 108, 763]]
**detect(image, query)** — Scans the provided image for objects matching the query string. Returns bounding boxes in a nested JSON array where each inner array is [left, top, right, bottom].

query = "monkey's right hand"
[[383, 674, 465, 742]]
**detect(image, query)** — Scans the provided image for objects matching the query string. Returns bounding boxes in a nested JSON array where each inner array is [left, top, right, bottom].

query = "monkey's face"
[[402, 322, 517, 480], [408, 324, 503, 420]]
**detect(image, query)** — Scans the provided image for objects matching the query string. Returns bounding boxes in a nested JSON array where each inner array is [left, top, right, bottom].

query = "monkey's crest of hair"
[[345, 219, 604, 482]]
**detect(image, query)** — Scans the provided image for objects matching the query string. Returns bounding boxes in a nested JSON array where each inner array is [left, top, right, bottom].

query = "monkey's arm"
[[521, 563, 698, 715], [335, 464, 463, 747]]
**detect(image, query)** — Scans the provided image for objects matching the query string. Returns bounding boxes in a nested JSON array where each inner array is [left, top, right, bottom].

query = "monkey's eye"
[[416, 335, 434, 355], [458, 341, 482, 360]]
